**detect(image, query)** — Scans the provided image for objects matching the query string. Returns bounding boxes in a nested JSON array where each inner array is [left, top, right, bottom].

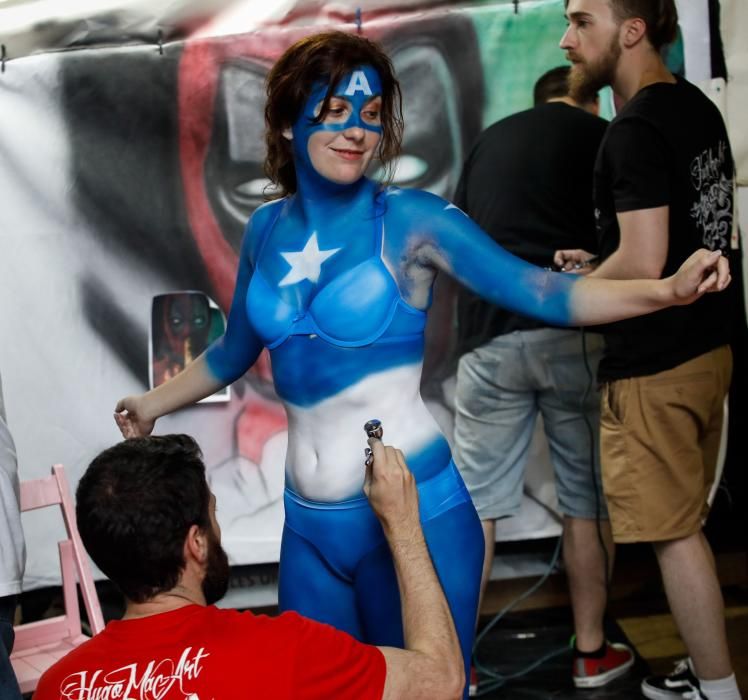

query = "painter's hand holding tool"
[[362, 420, 420, 540]]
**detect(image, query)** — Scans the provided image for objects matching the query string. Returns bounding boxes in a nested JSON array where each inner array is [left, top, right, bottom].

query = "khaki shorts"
[[600, 345, 732, 543]]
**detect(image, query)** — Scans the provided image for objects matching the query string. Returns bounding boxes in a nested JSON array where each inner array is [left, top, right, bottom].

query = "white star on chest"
[[278, 233, 341, 287]]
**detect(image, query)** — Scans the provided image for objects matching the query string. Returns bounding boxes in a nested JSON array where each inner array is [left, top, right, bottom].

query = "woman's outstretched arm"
[[114, 204, 274, 437], [386, 189, 729, 326], [567, 248, 729, 324]]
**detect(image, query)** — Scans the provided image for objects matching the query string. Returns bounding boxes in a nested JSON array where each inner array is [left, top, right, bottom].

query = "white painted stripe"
[[284, 363, 442, 501]]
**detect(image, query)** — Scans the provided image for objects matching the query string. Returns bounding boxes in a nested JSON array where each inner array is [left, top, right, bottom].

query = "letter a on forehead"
[[343, 70, 373, 96]]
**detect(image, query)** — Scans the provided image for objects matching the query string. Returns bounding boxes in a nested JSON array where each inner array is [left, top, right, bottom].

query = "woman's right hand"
[[114, 395, 155, 438]]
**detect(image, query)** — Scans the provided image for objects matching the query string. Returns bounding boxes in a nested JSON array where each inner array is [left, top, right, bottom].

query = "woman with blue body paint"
[[115, 32, 730, 698]]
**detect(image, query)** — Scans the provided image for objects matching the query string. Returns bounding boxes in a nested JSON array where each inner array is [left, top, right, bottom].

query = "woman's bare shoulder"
[[243, 198, 288, 262]]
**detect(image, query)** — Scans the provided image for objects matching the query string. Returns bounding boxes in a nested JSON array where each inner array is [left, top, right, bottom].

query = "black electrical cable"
[[580, 327, 611, 594], [472, 536, 568, 696]]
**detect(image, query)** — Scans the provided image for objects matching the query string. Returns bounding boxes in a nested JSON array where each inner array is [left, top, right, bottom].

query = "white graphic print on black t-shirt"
[[593, 76, 735, 381], [689, 140, 733, 250]]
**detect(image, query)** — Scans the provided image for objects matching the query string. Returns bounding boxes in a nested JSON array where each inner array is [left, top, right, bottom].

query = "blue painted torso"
[[205, 178, 579, 700], [206, 180, 579, 498], [246, 195, 427, 351]]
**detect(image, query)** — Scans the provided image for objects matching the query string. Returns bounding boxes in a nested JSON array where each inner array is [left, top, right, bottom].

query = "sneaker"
[[641, 659, 707, 699], [573, 641, 635, 688], [468, 665, 478, 697]]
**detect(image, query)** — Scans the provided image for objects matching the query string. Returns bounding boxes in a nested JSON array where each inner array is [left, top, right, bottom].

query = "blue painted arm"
[[204, 207, 269, 384], [388, 189, 579, 327]]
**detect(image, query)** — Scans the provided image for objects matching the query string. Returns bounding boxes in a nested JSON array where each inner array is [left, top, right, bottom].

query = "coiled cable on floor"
[[472, 535, 569, 696]]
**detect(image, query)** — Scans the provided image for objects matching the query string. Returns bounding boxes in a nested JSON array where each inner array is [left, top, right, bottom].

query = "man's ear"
[[621, 17, 647, 49], [184, 524, 208, 564], [282, 126, 293, 141]]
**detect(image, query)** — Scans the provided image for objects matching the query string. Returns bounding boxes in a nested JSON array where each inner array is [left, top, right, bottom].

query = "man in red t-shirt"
[[34, 433, 464, 700]]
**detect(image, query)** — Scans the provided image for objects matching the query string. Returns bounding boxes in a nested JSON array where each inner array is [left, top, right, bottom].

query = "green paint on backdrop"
[[469, 0, 571, 125], [464, 0, 684, 126]]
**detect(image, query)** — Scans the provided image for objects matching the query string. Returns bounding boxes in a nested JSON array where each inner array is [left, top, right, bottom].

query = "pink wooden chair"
[[10, 464, 105, 695]]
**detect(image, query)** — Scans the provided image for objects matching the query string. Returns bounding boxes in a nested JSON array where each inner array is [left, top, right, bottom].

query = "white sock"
[[698, 673, 742, 700]]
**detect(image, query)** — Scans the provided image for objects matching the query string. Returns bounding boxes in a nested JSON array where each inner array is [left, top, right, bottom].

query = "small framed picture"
[[149, 291, 229, 402]]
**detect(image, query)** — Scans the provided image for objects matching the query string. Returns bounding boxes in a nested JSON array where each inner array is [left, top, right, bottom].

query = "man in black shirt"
[[453, 66, 634, 692], [558, 2, 739, 699]]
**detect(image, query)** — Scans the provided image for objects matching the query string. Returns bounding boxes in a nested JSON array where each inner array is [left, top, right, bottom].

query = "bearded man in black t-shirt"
[[557, 2, 740, 700]]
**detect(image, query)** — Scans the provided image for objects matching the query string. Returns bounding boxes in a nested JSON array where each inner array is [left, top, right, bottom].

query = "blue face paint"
[[295, 65, 383, 136], [290, 65, 383, 192]]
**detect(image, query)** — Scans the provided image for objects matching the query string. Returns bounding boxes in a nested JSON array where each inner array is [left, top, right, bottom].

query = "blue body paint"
[[280, 461, 482, 681], [205, 66, 579, 698]]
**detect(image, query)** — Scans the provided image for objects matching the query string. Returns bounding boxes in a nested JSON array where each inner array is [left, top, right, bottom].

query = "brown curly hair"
[[264, 31, 404, 198]]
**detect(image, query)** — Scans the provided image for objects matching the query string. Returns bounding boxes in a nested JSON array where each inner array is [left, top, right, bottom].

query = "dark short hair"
[[609, 0, 678, 50], [264, 30, 404, 198], [76, 434, 211, 603], [533, 66, 572, 105], [565, 0, 678, 51]]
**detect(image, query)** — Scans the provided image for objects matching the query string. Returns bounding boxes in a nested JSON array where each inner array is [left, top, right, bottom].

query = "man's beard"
[[202, 529, 230, 605], [569, 33, 621, 103]]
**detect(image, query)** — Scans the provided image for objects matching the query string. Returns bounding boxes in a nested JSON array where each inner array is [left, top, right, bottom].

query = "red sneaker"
[[572, 641, 635, 688]]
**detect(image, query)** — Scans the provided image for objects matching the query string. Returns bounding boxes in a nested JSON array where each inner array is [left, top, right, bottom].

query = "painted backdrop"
[[0, 0, 718, 589]]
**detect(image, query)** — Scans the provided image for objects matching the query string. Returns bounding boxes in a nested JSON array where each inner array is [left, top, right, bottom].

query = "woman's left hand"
[[668, 249, 731, 305]]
